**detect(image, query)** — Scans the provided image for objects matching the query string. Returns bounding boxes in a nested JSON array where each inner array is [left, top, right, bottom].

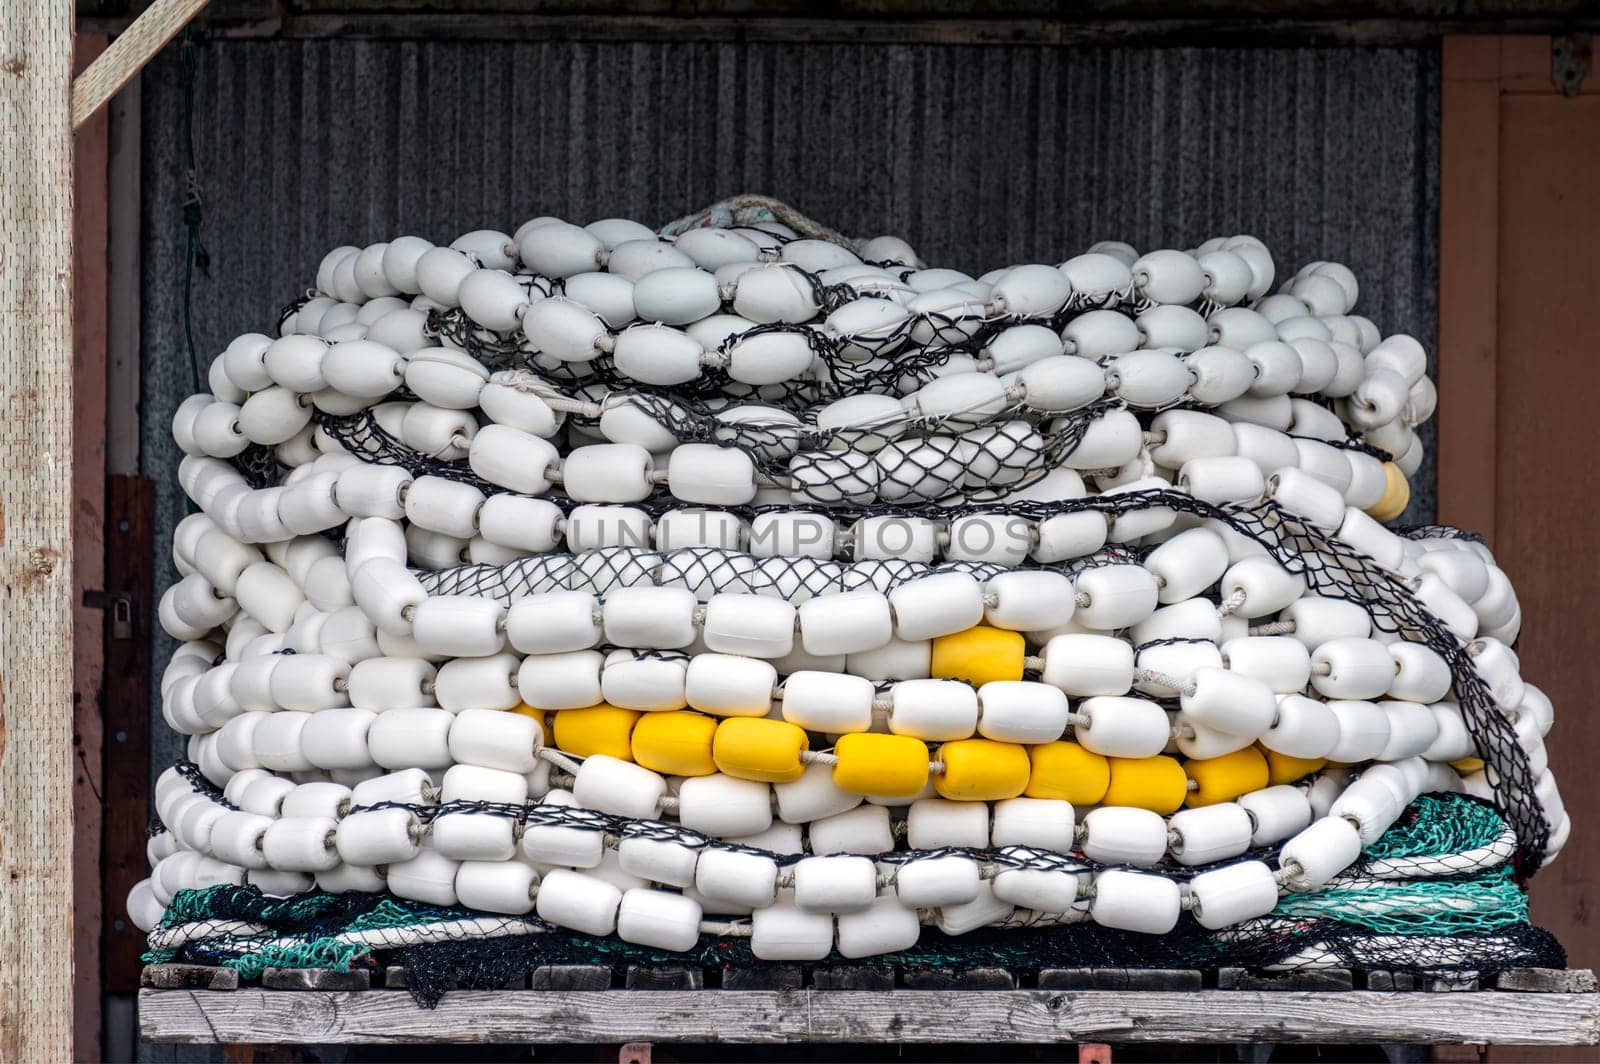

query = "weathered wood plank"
[[811, 967, 894, 991], [70, 0, 210, 128], [75, 6, 1600, 47], [721, 966, 803, 991], [900, 968, 1016, 990], [1367, 972, 1418, 992], [141, 965, 240, 991], [138, 989, 1600, 1046], [260, 968, 371, 992], [625, 966, 703, 991], [0, 3, 77, 1060], [1039, 969, 1203, 991], [530, 965, 611, 990], [1495, 969, 1600, 994], [1218, 968, 1355, 991]]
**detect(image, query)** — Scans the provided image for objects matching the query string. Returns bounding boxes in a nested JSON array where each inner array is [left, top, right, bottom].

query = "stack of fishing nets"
[[133, 196, 1569, 992]]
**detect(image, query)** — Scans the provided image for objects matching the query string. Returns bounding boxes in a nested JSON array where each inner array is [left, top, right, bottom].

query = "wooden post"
[[0, 1, 77, 1061]]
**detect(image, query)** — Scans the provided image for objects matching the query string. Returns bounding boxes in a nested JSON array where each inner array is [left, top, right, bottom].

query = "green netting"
[[1362, 794, 1506, 862], [158, 883, 460, 935], [344, 897, 465, 934], [212, 937, 370, 980], [147, 896, 473, 976], [159, 884, 369, 930], [1276, 868, 1528, 935]]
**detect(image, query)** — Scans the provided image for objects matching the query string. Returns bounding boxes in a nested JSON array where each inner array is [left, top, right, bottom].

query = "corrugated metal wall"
[[139, 38, 1439, 775]]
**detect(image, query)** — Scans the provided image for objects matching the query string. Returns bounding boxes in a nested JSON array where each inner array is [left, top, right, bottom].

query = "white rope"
[[657, 194, 862, 250]]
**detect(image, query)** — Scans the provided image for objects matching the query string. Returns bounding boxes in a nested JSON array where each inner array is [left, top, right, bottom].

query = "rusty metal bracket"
[[1553, 34, 1591, 97]]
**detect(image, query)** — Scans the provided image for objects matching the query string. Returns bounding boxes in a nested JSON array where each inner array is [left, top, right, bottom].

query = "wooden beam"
[[71, 10, 1600, 45], [0, 1, 77, 1061], [1437, 37, 1504, 543], [71, 31, 110, 1064], [139, 989, 1600, 1047], [70, 0, 209, 130], [104, 68, 140, 475], [124, 0, 1600, 15]]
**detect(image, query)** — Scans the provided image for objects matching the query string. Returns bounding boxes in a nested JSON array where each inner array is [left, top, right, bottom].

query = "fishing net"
[[382, 484, 1545, 877], [144, 793, 1562, 1007], [147, 195, 1567, 1001], [247, 276, 1546, 874]]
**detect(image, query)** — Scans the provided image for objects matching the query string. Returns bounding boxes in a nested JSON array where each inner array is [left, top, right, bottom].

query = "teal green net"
[[1360, 793, 1508, 863], [1275, 868, 1528, 936]]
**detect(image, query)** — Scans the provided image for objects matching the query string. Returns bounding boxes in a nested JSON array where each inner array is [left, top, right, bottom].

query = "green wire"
[[177, 26, 208, 395]]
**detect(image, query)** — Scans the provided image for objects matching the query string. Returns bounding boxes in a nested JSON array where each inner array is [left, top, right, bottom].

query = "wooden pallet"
[[139, 965, 1600, 1047]]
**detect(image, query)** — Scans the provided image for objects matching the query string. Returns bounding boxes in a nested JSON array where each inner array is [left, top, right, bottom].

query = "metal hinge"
[[1553, 34, 1591, 98]]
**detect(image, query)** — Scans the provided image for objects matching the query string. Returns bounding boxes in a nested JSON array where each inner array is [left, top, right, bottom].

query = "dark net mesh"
[[179, 269, 1551, 1001], [376, 920, 1563, 1008], [309, 387, 1118, 508], [277, 292, 314, 335], [231, 443, 287, 490], [397, 488, 1547, 874], [159, 761, 1516, 887], [1396, 524, 1488, 545], [312, 409, 500, 493], [145, 780, 1562, 1008], [147, 869, 1564, 1010], [421, 270, 1130, 409]]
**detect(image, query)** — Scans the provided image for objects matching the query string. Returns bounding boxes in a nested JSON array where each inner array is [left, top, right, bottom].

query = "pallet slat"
[[900, 968, 1016, 990], [531, 965, 611, 990], [141, 965, 240, 991], [721, 967, 803, 991], [261, 968, 370, 992], [1494, 969, 1600, 993], [1039, 969, 1203, 991], [1217, 968, 1355, 991], [139, 988, 1600, 1046], [626, 967, 704, 991]]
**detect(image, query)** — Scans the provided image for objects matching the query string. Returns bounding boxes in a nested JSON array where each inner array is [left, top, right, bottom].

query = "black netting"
[[277, 292, 313, 335], [309, 384, 1118, 510], [421, 269, 1139, 410], [312, 409, 500, 493], [375, 922, 1565, 1007], [150, 883, 1565, 1009], [231, 443, 286, 490], [167, 756, 1515, 889], [139, 215, 1563, 1013], [1396, 524, 1487, 545], [150, 761, 1555, 1007], [402, 487, 1547, 876], [423, 277, 559, 370], [173, 759, 236, 811]]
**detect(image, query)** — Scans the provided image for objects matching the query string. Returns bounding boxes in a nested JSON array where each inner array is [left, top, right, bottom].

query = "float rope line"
[[158, 758, 1516, 885], [364, 486, 1545, 872]]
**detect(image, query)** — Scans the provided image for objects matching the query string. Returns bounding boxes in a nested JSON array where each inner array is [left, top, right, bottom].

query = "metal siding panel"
[[138, 37, 1439, 800]]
